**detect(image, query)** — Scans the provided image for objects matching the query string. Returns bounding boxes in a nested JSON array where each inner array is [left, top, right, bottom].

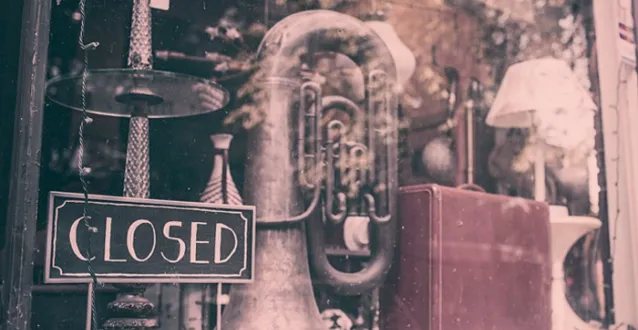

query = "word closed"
[[45, 192, 255, 284]]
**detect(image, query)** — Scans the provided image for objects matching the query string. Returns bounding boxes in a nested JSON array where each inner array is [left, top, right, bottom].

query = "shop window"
[[0, 0, 616, 329]]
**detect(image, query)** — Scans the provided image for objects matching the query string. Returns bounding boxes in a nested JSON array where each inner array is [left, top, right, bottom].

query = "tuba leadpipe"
[[220, 10, 398, 329]]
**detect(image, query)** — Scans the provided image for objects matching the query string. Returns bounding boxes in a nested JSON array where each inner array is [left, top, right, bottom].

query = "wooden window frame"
[[0, 1, 52, 329]]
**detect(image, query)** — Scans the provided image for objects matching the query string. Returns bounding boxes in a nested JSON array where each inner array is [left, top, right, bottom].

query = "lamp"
[[548, 205, 601, 330], [364, 20, 416, 89], [486, 57, 600, 330], [486, 57, 597, 202]]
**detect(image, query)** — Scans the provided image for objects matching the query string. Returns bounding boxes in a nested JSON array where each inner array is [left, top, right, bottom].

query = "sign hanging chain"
[[76, 0, 100, 329]]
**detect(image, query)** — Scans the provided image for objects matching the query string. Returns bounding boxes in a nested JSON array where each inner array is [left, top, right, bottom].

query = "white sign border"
[[44, 191, 256, 284]]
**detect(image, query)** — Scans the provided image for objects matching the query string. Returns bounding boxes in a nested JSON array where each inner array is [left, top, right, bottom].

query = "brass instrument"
[[220, 10, 398, 329]]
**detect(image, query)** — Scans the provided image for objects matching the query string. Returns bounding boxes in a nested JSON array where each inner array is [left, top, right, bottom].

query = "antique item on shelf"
[[321, 309, 354, 330], [342, 215, 371, 252], [486, 58, 600, 330], [180, 282, 210, 330], [485, 57, 597, 202], [549, 205, 602, 330], [381, 184, 551, 330], [363, 19, 416, 89], [220, 9, 399, 329], [201, 134, 243, 206], [182, 134, 243, 330], [464, 78, 482, 185], [420, 68, 460, 186], [421, 136, 455, 184], [44, 0, 230, 328]]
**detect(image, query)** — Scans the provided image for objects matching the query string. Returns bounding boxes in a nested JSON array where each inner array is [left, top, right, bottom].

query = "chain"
[[608, 63, 630, 265], [76, 0, 100, 329]]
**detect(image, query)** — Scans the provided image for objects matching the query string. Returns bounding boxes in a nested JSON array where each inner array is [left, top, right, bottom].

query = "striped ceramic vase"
[[181, 134, 242, 330], [200, 134, 243, 205]]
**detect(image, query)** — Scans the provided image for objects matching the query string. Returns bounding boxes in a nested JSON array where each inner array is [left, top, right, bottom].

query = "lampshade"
[[536, 106, 596, 150], [365, 20, 416, 88], [486, 57, 597, 128]]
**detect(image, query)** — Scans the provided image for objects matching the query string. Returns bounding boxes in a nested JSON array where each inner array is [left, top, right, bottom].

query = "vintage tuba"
[[220, 9, 399, 329]]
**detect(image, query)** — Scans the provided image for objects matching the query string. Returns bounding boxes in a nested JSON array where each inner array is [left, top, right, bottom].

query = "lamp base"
[[549, 205, 601, 330]]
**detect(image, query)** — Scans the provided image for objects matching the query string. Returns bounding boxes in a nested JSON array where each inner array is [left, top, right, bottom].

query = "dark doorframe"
[[581, 0, 616, 326], [0, 0, 52, 329]]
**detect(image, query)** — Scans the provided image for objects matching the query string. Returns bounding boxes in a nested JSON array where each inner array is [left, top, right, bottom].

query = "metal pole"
[[580, 0, 615, 325], [466, 102, 475, 185], [216, 283, 223, 330], [102, 0, 157, 328], [85, 283, 94, 330], [1, 0, 51, 329]]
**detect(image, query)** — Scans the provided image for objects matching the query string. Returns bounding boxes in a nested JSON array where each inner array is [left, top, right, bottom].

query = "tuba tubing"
[[308, 89, 398, 295], [307, 204, 398, 296], [307, 80, 398, 295], [226, 11, 399, 330], [246, 9, 399, 296]]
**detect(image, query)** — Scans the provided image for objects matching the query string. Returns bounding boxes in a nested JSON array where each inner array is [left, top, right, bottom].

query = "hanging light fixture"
[[363, 15, 416, 89]]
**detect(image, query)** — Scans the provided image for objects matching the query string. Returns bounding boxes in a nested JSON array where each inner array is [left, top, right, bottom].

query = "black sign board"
[[45, 192, 255, 284]]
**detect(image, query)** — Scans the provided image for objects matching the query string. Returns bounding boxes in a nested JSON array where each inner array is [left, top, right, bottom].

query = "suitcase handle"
[[457, 183, 486, 192]]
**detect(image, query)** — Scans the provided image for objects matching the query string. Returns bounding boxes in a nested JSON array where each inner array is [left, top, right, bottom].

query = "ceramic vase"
[[181, 134, 242, 330], [200, 134, 243, 205]]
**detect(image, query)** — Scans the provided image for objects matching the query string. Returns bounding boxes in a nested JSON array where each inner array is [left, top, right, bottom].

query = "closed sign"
[[45, 192, 255, 284]]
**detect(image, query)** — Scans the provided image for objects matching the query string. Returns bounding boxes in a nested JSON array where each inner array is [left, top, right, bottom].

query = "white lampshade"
[[365, 20, 416, 88], [485, 57, 597, 203], [486, 57, 597, 128]]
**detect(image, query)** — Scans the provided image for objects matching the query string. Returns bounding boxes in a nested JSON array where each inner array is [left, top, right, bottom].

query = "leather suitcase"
[[380, 184, 551, 330]]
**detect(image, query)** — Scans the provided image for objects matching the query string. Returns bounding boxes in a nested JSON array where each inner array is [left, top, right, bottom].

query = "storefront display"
[[0, 0, 630, 329]]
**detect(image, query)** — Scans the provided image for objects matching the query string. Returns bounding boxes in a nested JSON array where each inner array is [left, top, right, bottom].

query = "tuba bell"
[[220, 9, 399, 329]]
